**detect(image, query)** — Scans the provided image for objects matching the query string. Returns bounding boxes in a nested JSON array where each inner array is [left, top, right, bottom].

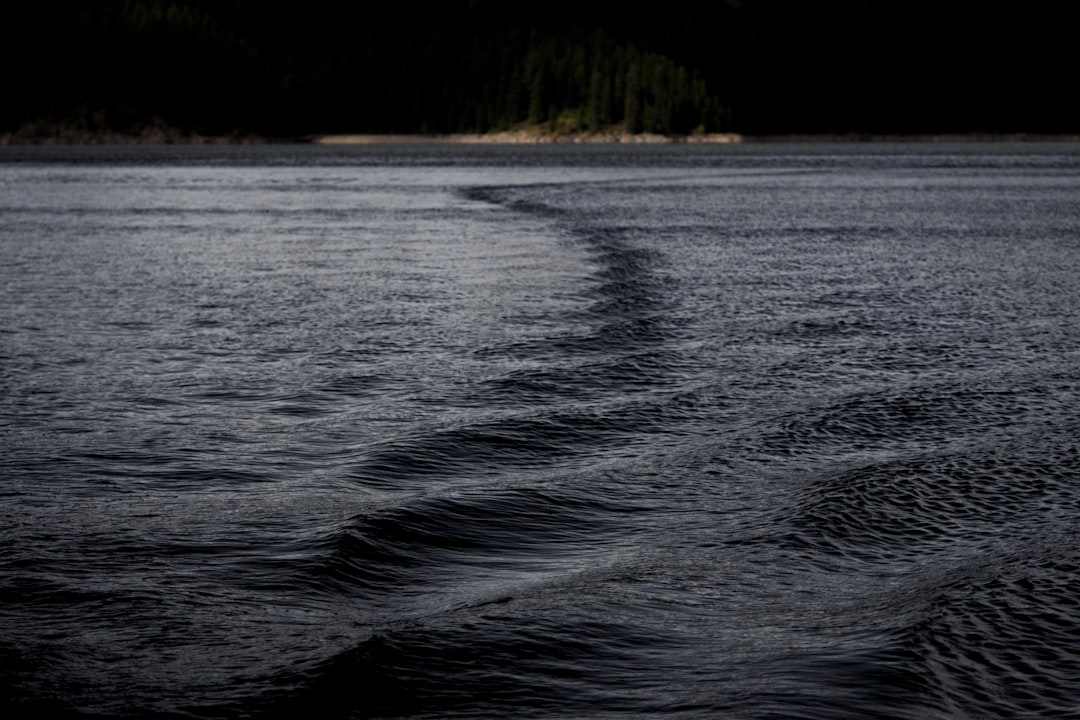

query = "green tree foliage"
[[6, 0, 1076, 137], [501, 32, 728, 135], [5, 0, 730, 137]]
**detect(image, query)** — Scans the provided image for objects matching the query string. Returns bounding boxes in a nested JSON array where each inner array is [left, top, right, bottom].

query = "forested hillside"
[[3, 0, 1074, 139], [4, 1, 729, 138]]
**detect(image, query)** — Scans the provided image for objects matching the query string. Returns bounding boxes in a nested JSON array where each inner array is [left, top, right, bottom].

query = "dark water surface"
[[3, 143, 1080, 718]]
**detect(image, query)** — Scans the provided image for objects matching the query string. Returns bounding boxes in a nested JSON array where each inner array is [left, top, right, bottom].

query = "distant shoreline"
[[2, 127, 1078, 146], [309, 131, 744, 144], [310, 131, 1080, 145]]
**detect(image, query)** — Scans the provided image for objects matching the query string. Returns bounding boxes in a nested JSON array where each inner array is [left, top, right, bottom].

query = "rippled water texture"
[[2, 143, 1080, 718]]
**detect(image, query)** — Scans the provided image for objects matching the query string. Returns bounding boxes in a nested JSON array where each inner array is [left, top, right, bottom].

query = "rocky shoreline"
[[309, 130, 743, 144], [303, 130, 1079, 145]]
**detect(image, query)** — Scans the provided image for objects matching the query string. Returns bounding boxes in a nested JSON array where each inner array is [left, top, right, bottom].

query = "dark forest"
[[3, 0, 1074, 139]]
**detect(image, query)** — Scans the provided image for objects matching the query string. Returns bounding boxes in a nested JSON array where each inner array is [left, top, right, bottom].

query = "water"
[[2, 143, 1080, 719]]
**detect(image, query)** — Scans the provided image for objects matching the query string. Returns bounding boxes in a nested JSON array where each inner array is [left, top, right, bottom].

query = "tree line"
[[5, 0, 1073, 139], [4, 0, 731, 139]]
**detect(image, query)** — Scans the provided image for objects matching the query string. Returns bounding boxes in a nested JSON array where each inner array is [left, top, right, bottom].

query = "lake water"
[[3, 143, 1080, 719]]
